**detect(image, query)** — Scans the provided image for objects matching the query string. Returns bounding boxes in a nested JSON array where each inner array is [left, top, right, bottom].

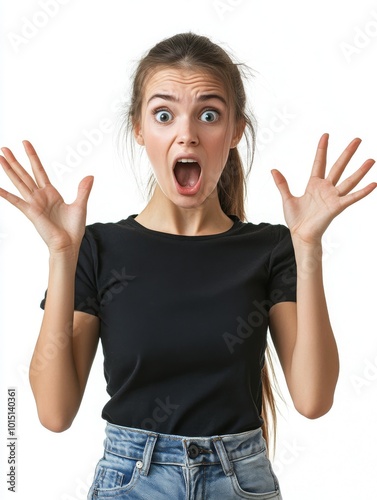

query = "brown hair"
[[120, 32, 279, 454]]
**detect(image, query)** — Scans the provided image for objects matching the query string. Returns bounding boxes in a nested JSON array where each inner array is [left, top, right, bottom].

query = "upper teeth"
[[178, 159, 196, 163]]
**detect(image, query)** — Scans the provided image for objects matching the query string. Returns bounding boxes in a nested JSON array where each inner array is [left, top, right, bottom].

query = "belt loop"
[[140, 434, 158, 477], [213, 437, 234, 477]]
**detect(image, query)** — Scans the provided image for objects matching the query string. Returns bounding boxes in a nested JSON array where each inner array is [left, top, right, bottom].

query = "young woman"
[[0, 33, 375, 499]]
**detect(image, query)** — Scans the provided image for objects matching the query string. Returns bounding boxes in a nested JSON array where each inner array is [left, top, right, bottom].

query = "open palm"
[[0, 141, 94, 253], [271, 134, 376, 244]]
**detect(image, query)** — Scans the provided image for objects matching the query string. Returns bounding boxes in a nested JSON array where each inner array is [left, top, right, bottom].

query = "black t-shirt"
[[40, 214, 297, 436]]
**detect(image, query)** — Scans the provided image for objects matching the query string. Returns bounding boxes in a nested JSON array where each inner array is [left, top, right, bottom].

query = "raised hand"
[[271, 134, 376, 245], [0, 140, 94, 254]]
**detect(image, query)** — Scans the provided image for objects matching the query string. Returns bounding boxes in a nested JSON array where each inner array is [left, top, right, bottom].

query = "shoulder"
[[238, 218, 290, 244], [76, 219, 133, 259], [83, 218, 131, 240]]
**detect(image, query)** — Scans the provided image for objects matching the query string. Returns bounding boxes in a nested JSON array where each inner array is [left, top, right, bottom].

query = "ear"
[[133, 121, 144, 146], [230, 119, 246, 149]]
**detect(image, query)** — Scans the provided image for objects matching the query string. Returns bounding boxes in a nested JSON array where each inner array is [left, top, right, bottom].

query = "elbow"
[[30, 394, 74, 433], [29, 378, 78, 433], [38, 412, 73, 433], [294, 399, 334, 420], [291, 379, 338, 420], [31, 390, 76, 433]]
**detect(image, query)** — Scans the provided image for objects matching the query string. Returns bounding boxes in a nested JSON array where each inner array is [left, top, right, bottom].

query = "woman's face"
[[133, 67, 244, 209]]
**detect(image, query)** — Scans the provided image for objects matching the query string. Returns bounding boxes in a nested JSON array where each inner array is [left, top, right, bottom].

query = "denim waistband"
[[103, 422, 265, 478]]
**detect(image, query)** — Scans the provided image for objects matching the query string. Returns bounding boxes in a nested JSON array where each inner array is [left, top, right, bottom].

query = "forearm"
[[29, 251, 81, 431], [290, 238, 339, 417]]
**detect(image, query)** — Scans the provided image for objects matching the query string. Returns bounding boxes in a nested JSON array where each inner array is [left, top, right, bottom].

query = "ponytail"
[[218, 145, 279, 456]]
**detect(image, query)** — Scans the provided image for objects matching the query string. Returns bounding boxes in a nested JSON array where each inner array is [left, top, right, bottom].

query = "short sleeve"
[[40, 227, 100, 316], [267, 224, 297, 305]]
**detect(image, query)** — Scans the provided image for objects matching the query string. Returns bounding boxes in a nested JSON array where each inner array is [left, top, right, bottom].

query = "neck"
[[135, 185, 234, 236]]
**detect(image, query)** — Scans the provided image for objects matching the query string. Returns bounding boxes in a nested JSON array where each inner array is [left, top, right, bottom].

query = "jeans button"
[[187, 443, 200, 458]]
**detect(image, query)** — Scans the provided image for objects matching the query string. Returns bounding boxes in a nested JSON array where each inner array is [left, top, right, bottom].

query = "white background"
[[1, 0, 376, 499]]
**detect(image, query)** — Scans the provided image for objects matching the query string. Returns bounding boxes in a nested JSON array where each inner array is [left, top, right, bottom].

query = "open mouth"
[[173, 159, 202, 188]]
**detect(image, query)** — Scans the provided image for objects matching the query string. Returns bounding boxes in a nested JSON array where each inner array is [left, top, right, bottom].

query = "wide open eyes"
[[199, 110, 220, 123], [154, 110, 173, 123], [153, 109, 220, 124]]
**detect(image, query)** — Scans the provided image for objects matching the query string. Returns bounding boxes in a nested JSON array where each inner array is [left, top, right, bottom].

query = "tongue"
[[174, 162, 201, 187]]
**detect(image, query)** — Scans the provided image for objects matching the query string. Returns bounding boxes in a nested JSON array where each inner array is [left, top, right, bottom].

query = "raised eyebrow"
[[147, 94, 177, 105], [197, 94, 228, 106], [146, 93, 228, 106]]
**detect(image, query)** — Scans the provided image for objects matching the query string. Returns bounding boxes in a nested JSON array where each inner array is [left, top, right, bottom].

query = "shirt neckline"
[[125, 214, 244, 240]]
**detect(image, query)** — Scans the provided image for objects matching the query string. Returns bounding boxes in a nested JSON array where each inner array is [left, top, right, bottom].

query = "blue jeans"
[[87, 422, 283, 499]]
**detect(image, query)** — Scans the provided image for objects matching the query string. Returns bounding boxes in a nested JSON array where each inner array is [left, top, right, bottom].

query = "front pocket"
[[96, 466, 129, 489], [230, 448, 281, 499], [91, 459, 140, 498]]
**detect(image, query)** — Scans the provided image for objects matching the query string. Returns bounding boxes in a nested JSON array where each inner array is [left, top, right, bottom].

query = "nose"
[[177, 117, 199, 146]]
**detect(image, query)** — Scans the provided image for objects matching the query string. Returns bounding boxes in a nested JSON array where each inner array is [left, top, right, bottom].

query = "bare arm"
[[269, 243, 339, 418], [269, 134, 376, 418], [29, 251, 100, 432], [0, 141, 95, 432]]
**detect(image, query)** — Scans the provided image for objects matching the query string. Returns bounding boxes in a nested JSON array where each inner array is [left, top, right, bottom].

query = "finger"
[[336, 159, 375, 196], [0, 150, 37, 199], [0, 186, 29, 213], [1, 147, 39, 194], [74, 176, 94, 207], [22, 140, 52, 188], [327, 137, 362, 185], [271, 169, 293, 203], [339, 181, 377, 210], [310, 133, 329, 178]]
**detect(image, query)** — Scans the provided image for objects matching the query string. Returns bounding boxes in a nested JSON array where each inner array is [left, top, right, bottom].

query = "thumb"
[[271, 169, 292, 203], [75, 175, 94, 206]]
